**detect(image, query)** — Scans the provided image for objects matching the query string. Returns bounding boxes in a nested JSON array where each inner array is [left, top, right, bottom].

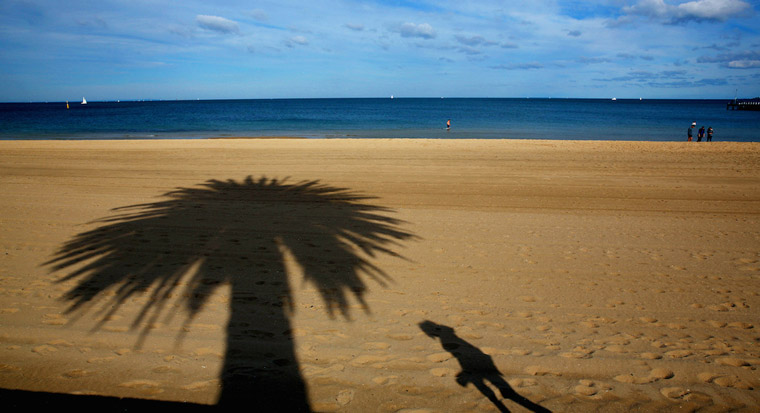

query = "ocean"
[[1, 98, 758, 141]]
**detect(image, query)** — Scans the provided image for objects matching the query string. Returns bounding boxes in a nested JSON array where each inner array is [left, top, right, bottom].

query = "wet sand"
[[1, 139, 759, 411]]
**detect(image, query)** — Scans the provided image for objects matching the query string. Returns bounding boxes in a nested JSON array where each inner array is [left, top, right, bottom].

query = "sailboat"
[[66, 101, 69, 109], [81, 97, 87, 105]]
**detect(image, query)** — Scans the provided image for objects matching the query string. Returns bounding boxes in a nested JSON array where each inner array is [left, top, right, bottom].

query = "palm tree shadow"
[[46, 175, 414, 410], [419, 321, 551, 413]]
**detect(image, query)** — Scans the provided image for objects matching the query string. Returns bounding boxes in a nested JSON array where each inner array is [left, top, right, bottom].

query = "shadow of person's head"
[[419, 320, 455, 339]]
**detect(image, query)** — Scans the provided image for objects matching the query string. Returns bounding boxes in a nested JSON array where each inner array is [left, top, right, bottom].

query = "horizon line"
[[3, 96, 754, 104]]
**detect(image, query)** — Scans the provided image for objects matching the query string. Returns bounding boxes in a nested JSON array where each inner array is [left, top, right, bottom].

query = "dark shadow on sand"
[[419, 320, 552, 413], [45, 176, 414, 411], [0, 388, 211, 411]]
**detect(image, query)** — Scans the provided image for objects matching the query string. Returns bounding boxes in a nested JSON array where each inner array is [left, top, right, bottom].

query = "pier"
[[727, 98, 760, 111]]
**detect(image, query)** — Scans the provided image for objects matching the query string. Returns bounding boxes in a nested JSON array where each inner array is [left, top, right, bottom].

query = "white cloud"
[[677, 0, 751, 21], [455, 35, 497, 47], [285, 35, 308, 47], [344, 23, 365, 31], [623, 0, 671, 18], [397, 22, 436, 39], [623, 0, 751, 23], [698, 50, 760, 68], [196, 15, 239, 34], [728, 60, 760, 68]]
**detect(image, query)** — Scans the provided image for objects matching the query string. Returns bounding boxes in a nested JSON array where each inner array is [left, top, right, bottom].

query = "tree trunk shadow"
[[46, 176, 415, 410]]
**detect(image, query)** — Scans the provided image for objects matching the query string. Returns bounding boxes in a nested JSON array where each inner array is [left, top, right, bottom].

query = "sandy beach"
[[1, 139, 759, 412]]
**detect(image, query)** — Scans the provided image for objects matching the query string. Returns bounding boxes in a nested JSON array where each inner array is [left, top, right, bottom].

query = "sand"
[[1, 139, 759, 411]]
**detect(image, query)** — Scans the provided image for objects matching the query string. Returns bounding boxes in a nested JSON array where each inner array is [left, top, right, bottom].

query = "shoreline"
[[3, 136, 760, 142], [1, 138, 759, 411]]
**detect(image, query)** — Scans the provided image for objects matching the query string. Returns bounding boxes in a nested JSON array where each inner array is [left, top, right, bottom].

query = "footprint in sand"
[[660, 387, 689, 399], [42, 313, 67, 326], [698, 371, 754, 389], [87, 356, 116, 364], [426, 352, 453, 363], [614, 368, 674, 384], [351, 355, 392, 366], [151, 365, 181, 374], [727, 321, 754, 329], [302, 364, 345, 377], [524, 365, 561, 377], [429, 367, 458, 377], [603, 345, 628, 354], [715, 357, 750, 367], [507, 378, 538, 388], [311, 388, 356, 412], [181, 379, 220, 391], [516, 311, 533, 319], [62, 369, 96, 378], [118, 379, 164, 395], [371, 375, 398, 385], [561, 350, 593, 359], [713, 376, 754, 390], [574, 379, 599, 396], [193, 347, 223, 358], [665, 349, 693, 359], [0, 364, 21, 373], [32, 344, 57, 355]]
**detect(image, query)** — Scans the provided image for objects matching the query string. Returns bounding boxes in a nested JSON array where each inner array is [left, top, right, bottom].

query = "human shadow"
[[46, 176, 414, 410], [419, 321, 551, 413]]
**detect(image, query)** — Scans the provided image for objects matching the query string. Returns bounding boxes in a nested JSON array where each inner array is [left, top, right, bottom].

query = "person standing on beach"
[[707, 126, 714, 142], [447, 119, 451, 131], [698, 126, 705, 142], [688, 123, 694, 142]]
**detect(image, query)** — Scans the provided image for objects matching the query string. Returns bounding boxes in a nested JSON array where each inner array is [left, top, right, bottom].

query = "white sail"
[[81, 97, 87, 105]]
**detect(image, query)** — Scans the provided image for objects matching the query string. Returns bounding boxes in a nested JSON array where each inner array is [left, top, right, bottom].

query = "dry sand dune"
[[1, 139, 759, 411]]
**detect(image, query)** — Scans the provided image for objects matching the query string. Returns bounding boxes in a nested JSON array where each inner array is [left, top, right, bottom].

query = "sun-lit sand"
[[1, 139, 759, 411]]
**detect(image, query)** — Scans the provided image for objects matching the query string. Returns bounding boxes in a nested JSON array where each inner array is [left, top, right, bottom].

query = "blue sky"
[[1, 0, 759, 101]]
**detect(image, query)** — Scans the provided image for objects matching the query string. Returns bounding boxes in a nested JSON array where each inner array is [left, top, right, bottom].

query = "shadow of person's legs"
[[419, 320, 551, 413]]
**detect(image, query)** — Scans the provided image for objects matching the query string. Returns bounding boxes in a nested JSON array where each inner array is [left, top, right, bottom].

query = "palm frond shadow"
[[47, 175, 415, 410]]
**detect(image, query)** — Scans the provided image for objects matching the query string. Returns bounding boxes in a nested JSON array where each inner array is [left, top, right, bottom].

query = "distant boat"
[[81, 97, 87, 105], [611, 98, 617, 101], [390, 95, 394, 99], [66, 101, 69, 109]]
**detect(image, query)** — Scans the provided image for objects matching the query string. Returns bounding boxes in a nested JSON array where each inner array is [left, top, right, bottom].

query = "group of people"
[[687, 122, 713, 142]]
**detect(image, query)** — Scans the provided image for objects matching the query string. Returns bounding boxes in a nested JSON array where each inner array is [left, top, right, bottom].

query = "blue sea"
[[1, 98, 758, 141]]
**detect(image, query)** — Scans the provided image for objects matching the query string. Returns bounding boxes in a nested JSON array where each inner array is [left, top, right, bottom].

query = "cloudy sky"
[[1, 0, 759, 101]]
